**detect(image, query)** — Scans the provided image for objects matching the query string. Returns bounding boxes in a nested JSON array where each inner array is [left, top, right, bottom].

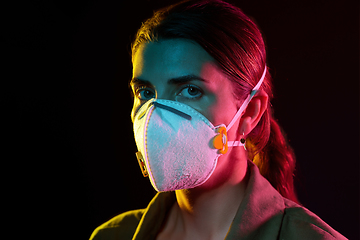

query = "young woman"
[[90, 0, 346, 239]]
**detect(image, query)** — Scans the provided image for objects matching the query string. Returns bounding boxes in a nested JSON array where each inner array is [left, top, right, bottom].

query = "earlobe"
[[240, 116, 252, 136]]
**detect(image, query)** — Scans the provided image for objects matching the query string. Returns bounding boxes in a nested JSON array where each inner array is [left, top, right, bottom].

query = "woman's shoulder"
[[280, 199, 347, 240], [89, 209, 145, 240]]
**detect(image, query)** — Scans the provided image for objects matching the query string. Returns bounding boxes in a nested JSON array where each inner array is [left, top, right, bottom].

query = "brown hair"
[[132, 0, 299, 203]]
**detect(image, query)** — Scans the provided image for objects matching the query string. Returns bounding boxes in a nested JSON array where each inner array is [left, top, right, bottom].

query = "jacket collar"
[[225, 160, 285, 239]]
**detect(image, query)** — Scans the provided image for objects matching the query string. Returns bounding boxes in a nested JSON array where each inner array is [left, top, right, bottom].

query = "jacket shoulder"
[[280, 199, 347, 240], [89, 209, 145, 240]]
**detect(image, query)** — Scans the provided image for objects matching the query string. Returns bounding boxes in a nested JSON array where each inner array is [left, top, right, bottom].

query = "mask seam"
[[144, 105, 159, 191]]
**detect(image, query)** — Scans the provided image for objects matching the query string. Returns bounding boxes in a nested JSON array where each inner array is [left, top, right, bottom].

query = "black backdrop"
[[3, 0, 359, 239]]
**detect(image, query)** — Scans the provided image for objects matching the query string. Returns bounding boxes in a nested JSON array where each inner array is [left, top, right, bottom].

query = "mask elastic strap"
[[226, 66, 267, 132], [213, 66, 267, 153], [227, 141, 244, 147]]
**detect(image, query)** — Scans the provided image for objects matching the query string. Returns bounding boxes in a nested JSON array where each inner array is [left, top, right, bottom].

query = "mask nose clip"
[[153, 102, 192, 120], [213, 126, 228, 154]]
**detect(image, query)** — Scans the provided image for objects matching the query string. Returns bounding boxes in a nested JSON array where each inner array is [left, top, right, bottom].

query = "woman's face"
[[131, 39, 241, 137]]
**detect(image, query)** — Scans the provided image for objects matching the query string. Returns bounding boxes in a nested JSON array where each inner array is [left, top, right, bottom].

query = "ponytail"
[[249, 107, 299, 204]]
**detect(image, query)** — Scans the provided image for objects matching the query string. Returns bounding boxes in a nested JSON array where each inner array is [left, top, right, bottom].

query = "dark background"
[[3, 0, 359, 239]]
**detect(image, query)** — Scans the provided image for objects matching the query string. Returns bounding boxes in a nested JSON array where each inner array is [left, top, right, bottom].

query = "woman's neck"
[[158, 149, 250, 240]]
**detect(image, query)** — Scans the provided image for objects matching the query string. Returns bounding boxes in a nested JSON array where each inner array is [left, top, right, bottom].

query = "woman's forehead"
[[132, 39, 215, 83]]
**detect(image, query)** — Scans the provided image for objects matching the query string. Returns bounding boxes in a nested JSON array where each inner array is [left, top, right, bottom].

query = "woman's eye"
[[135, 88, 155, 100], [178, 85, 202, 99]]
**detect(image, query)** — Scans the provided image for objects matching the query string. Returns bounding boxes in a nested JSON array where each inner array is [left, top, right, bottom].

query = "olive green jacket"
[[90, 161, 347, 240]]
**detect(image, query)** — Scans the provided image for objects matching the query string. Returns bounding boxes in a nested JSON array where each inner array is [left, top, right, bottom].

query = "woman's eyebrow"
[[130, 75, 208, 87], [129, 78, 151, 87], [167, 75, 208, 84]]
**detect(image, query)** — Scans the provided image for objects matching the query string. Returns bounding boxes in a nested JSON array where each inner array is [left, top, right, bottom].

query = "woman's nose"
[[155, 88, 176, 101]]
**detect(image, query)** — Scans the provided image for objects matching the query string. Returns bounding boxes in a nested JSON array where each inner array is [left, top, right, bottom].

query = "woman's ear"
[[240, 90, 268, 135]]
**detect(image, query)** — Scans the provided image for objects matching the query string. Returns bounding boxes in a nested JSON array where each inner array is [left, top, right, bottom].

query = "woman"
[[90, 0, 346, 239]]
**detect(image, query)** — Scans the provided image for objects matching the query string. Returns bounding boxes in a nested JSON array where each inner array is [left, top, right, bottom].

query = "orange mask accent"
[[213, 126, 228, 154]]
